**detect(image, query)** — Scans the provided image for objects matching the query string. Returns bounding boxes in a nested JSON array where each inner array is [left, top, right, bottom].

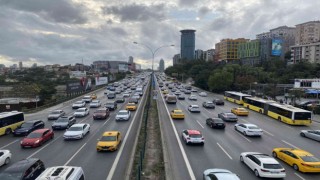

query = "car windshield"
[[92, 100, 99, 103], [51, 111, 61, 114], [76, 109, 85, 112], [189, 134, 202, 138], [68, 127, 82, 131], [226, 113, 235, 117], [106, 103, 114, 105], [300, 155, 320, 162], [20, 122, 33, 128], [193, 107, 199, 109], [96, 110, 106, 113], [174, 111, 183, 114], [27, 132, 42, 138], [248, 126, 259, 129], [263, 163, 283, 169], [213, 119, 224, 123], [118, 111, 128, 115], [206, 102, 213, 104], [56, 118, 68, 122], [75, 101, 83, 104], [100, 136, 116, 141]]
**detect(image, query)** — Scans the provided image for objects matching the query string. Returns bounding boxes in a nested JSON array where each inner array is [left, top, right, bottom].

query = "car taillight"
[[261, 169, 270, 172], [301, 163, 313, 167]]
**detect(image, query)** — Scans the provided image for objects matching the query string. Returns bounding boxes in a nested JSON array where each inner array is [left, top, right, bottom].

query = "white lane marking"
[[64, 143, 87, 165], [262, 129, 274, 136], [27, 138, 59, 159], [204, 108, 214, 114], [106, 83, 148, 180], [239, 118, 250, 123], [294, 173, 306, 180], [161, 92, 196, 179], [235, 130, 252, 142], [196, 120, 204, 129], [217, 143, 233, 160], [0, 139, 19, 149], [281, 140, 300, 149]]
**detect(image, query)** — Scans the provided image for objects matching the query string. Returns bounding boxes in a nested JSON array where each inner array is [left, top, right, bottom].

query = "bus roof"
[[0, 111, 23, 119], [268, 102, 311, 113], [244, 96, 276, 104], [225, 91, 251, 97]]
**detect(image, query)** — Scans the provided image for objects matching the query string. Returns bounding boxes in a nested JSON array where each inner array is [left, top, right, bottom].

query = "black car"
[[202, 102, 215, 109], [0, 158, 45, 180], [218, 112, 238, 122], [13, 120, 45, 136], [206, 118, 225, 129], [105, 101, 117, 110], [129, 98, 139, 104], [107, 92, 116, 99], [115, 97, 125, 103], [178, 95, 185, 100], [213, 98, 225, 105]]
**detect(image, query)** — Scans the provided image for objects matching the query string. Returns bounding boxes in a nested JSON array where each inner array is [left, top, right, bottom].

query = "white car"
[[72, 101, 85, 109], [199, 92, 207, 97], [90, 100, 101, 108], [191, 89, 198, 92], [82, 95, 92, 103], [123, 93, 130, 98], [235, 123, 263, 136], [240, 152, 286, 178], [73, 108, 89, 117], [63, 123, 90, 140], [188, 95, 197, 101], [0, 150, 11, 166], [181, 129, 204, 145], [188, 105, 201, 113], [132, 95, 140, 100], [115, 110, 131, 121]]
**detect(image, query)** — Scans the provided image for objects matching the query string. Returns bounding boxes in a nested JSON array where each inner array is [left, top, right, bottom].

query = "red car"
[[20, 128, 54, 148]]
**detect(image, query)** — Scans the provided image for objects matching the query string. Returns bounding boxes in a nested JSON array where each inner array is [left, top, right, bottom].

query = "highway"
[[0, 79, 149, 180], [157, 78, 320, 180]]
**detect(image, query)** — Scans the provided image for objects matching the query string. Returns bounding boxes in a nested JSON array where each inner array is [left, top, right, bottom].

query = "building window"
[[300, 82, 312, 87]]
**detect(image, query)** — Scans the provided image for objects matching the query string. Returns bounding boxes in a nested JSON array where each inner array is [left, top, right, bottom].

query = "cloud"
[[102, 3, 166, 22], [0, 0, 87, 24]]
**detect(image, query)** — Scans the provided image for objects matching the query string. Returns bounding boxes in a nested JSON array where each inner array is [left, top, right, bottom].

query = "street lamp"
[[133, 42, 174, 71]]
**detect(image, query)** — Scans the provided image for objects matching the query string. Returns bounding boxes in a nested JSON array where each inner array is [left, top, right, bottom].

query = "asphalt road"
[[0, 81, 149, 180], [157, 81, 320, 180]]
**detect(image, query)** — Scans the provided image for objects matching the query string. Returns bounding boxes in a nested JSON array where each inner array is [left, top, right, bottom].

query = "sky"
[[0, 0, 319, 69]]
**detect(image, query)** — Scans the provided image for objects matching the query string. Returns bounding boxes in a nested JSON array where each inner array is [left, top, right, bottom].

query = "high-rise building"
[[295, 21, 320, 45], [159, 59, 165, 72], [19, 61, 23, 70], [215, 38, 249, 63], [204, 49, 215, 62], [290, 42, 320, 64], [194, 49, 203, 60], [173, 54, 181, 66], [128, 56, 134, 64], [238, 40, 260, 65], [180, 29, 196, 61]]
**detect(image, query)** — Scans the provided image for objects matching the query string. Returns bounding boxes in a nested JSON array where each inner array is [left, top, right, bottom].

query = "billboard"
[[67, 78, 92, 93], [95, 76, 108, 86], [271, 39, 283, 56]]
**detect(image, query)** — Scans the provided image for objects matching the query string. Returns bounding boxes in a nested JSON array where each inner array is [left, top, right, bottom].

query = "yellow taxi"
[[272, 148, 320, 173], [97, 131, 121, 152], [231, 107, 249, 116], [170, 109, 185, 119], [126, 103, 137, 111], [90, 93, 97, 99], [162, 89, 169, 95]]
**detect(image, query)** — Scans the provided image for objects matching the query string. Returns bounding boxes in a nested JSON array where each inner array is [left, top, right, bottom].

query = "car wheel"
[[234, 126, 237, 130], [240, 156, 244, 162], [210, 124, 213, 128], [243, 131, 247, 136], [300, 132, 305, 137], [5, 128, 11, 135], [254, 169, 260, 177], [4, 157, 10, 165], [293, 164, 299, 171], [272, 152, 277, 158], [81, 134, 84, 139]]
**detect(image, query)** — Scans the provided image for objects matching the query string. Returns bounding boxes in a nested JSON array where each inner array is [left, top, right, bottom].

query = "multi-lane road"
[[157, 78, 320, 180], [0, 80, 149, 180]]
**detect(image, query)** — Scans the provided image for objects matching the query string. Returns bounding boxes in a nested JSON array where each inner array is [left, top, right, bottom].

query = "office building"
[[159, 59, 165, 72], [180, 29, 196, 61], [295, 21, 320, 45], [18, 61, 23, 70], [173, 54, 181, 66], [195, 49, 204, 60], [204, 49, 215, 62], [238, 40, 260, 65], [215, 38, 249, 63], [290, 42, 320, 64]]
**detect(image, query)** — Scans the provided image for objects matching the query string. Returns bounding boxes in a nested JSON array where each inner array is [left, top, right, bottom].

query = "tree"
[[208, 70, 233, 92]]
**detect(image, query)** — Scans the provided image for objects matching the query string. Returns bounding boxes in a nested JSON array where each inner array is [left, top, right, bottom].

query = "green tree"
[[208, 70, 233, 92]]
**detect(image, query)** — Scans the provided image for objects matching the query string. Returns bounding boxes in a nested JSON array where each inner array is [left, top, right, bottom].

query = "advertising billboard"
[[67, 78, 92, 93], [95, 76, 108, 86], [271, 39, 283, 56]]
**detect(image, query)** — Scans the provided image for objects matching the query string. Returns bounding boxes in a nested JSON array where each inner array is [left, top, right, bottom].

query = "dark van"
[[0, 158, 45, 180]]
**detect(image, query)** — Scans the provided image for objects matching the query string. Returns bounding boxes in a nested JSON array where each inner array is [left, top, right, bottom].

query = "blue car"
[[13, 120, 45, 136]]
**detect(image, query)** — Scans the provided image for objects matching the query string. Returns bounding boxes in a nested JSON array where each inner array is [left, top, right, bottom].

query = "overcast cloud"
[[0, 0, 319, 69]]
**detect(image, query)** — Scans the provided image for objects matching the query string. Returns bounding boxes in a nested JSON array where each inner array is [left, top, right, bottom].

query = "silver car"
[[203, 169, 240, 180], [300, 130, 320, 141]]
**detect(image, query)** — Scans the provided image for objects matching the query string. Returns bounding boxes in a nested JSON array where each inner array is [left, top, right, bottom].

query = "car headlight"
[[35, 140, 40, 144], [20, 141, 23, 144]]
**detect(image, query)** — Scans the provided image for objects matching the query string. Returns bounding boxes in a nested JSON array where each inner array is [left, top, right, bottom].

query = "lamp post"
[[133, 42, 174, 71]]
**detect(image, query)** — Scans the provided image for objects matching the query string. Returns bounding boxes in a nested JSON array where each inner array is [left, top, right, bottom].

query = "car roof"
[[75, 101, 83, 103], [24, 120, 42, 123], [103, 131, 120, 136], [187, 130, 201, 135], [174, 109, 182, 112], [289, 149, 313, 156], [127, 103, 136, 105], [32, 128, 50, 133], [191, 105, 199, 107], [70, 124, 86, 127], [242, 123, 257, 127], [5, 158, 41, 172], [119, 110, 128, 112], [77, 108, 86, 110]]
